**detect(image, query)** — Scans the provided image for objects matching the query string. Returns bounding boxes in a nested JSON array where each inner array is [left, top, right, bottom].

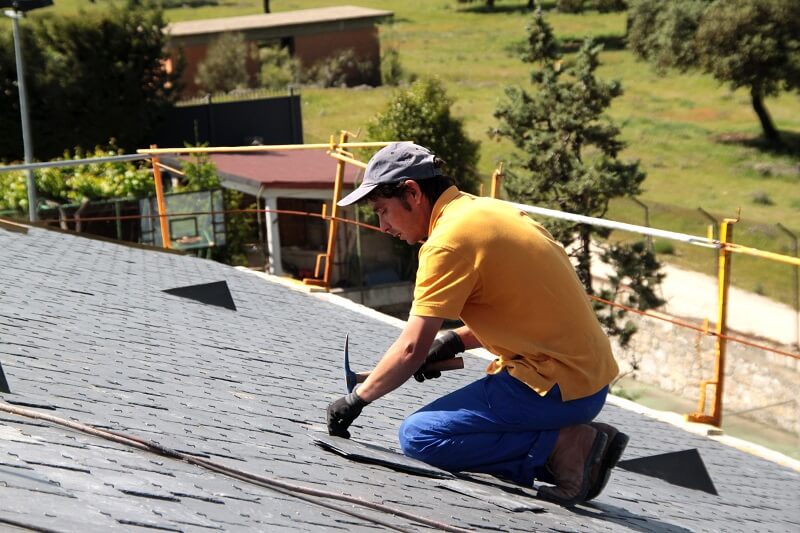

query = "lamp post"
[[2, 0, 53, 221]]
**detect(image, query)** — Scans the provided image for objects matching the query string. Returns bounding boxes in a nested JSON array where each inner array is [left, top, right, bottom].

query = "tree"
[[195, 32, 253, 94], [0, 1, 180, 161], [628, 0, 800, 146], [491, 8, 663, 346], [367, 78, 481, 195]]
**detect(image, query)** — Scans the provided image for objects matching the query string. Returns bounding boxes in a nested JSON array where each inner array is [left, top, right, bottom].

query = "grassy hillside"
[[13, 0, 800, 306]]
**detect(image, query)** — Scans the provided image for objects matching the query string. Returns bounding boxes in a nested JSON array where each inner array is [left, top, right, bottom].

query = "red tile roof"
[[207, 151, 364, 190]]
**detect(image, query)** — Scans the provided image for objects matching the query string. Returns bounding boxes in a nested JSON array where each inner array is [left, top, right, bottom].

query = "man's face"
[[369, 183, 429, 245]]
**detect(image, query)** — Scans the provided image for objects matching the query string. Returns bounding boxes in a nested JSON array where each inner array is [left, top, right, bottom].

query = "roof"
[[166, 6, 393, 39], [1, 222, 799, 532], [165, 151, 363, 196]]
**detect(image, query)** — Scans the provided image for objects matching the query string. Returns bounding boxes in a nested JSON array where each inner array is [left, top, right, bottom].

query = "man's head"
[[337, 142, 455, 244]]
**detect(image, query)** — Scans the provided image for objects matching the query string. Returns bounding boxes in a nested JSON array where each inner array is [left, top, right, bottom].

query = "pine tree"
[[491, 7, 663, 346]]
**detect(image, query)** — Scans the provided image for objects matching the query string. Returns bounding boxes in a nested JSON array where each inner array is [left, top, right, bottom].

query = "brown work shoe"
[[586, 422, 630, 501], [537, 424, 607, 507]]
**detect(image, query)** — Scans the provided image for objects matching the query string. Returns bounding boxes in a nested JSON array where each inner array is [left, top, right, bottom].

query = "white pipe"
[[505, 201, 721, 249]]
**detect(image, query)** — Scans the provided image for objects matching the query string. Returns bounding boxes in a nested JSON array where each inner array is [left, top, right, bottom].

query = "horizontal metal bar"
[[726, 242, 800, 267], [327, 150, 368, 169], [505, 201, 721, 249], [0, 154, 149, 173], [137, 141, 396, 156]]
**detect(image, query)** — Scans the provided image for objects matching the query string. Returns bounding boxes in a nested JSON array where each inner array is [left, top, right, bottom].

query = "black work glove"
[[413, 330, 465, 382], [327, 390, 369, 439]]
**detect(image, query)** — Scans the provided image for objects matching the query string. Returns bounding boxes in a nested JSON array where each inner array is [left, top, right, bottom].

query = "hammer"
[[343, 333, 464, 393]]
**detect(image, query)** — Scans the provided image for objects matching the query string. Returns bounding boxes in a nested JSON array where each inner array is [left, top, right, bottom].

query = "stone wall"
[[612, 312, 800, 436]]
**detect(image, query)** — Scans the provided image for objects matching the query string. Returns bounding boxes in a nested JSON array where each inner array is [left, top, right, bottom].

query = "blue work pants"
[[399, 371, 607, 486]]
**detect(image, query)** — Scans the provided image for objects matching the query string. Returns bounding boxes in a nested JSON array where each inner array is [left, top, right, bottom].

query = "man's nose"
[[379, 219, 391, 233]]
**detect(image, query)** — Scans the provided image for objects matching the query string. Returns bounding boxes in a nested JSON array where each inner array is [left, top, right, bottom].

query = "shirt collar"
[[427, 186, 461, 236]]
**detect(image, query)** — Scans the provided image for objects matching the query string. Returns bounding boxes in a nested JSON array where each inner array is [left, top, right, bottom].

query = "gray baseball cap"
[[337, 142, 442, 206]]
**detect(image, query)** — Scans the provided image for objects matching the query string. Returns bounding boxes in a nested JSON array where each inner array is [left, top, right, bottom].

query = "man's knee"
[[398, 414, 428, 459]]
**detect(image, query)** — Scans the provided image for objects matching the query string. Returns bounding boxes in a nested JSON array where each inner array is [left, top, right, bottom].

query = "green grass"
[[11, 0, 800, 306]]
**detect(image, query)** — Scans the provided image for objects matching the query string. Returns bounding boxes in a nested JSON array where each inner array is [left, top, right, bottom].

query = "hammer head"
[[343, 333, 357, 393]]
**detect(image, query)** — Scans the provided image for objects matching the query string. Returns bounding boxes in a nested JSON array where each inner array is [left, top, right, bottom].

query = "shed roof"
[[1, 222, 799, 532], [164, 151, 363, 196], [166, 5, 393, 39]]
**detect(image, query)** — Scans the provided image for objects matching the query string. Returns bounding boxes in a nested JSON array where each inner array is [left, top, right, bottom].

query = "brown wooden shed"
[[166, 6, 393, 96]]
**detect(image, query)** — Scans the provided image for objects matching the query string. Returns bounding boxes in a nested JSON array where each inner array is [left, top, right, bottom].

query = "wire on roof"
[[0, 401, 473, 533]]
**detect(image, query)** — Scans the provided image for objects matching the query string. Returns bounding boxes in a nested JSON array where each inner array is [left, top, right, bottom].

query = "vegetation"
[[367, 78, 481, 195], [491, 8, 662, 345], [0, 0, 179, 161], [380, 47, 416, 87], [259, 44, 300, 90], [628, 0, 800, 147], [195, 32, 253, 93], [0, 144, 153, 213], [302, 48, 376, 88]]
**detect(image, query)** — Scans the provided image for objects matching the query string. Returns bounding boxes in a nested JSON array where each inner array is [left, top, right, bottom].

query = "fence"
[[155, 89, 303, 148]]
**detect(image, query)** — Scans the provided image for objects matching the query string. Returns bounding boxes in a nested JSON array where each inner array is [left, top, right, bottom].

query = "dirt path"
[[593, 259, 799, 348]]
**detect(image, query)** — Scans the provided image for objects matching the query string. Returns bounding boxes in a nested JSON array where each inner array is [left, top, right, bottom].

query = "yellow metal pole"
[[490, 162, 504, 199], [305, 132, 350, 289], [687, 216, 736, 427], [137, 141, 394, 156], [150, 146, 171, 249], [322, 131, 349, 287]]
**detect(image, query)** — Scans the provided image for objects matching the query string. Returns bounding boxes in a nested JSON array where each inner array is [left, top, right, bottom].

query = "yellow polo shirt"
[[410, 186, 618, 401]]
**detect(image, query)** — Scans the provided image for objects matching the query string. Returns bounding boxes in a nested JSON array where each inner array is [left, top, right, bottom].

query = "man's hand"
[[326, 390, 369, 438], [413, 330, 465, 382]]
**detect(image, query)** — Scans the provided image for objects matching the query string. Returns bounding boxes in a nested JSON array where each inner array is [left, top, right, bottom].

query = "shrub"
[[258, 44, 299, 90], [160, 0, 219, 6], [302, 49, 374, 87], [653, 239, 675, 255], [381, 47, 416, 87], [751, 190, 774, 205], [195, 32, 253, 93], [557, 0, 585, 13], [595, 0, 626, 12], [0, 143, 154, 214]]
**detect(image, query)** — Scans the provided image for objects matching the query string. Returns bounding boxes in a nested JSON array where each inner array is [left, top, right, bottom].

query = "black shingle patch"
[[618, 449, 718, 495], [0, 359, 10, 393], [162, 280, 236, 311], [313, 434, 456, 479], [118, 489, 182, 502]]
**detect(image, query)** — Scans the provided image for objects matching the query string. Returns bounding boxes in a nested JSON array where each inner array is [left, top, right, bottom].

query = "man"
[[327, 142, 628, 506]]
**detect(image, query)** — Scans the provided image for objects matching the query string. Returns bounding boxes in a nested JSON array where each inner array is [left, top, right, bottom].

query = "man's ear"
[[403, 180, 423, 205]]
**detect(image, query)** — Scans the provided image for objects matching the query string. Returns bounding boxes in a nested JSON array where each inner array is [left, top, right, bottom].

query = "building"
[[166, 6, 393, 96]]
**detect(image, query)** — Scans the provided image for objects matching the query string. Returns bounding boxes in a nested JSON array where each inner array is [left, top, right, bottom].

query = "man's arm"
[[355, 315, 444, 403], [451, 325, 482, 351]]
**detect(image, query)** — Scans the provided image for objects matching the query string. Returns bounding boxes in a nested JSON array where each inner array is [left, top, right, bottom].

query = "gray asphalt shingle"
[[1, 224, 798, 532]]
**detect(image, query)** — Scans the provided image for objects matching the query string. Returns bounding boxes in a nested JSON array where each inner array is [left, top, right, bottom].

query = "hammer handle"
[[355, 357, 465, 384]]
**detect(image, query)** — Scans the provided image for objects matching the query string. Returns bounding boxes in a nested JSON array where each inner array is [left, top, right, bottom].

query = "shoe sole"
[[585, 431, 629, 501], [537, 431, 608, 507]]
